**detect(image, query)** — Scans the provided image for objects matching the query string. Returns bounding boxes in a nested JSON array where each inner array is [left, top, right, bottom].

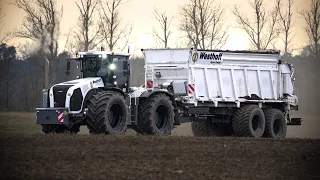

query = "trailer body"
[[141, 48, 300, 137], [142, 48, 298, 107]]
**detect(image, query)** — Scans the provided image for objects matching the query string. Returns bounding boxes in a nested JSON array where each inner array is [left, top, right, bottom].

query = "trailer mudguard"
[[139, 90, 174, 99]]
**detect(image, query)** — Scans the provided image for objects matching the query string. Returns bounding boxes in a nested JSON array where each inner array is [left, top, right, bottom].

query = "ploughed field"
[[1, 112, 320, 180]]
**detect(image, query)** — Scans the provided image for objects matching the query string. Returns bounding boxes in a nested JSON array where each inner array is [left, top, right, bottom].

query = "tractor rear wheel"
[[86, 91, 128, 135], [232, 104, 266, 137], [138, 94, 174, 135]]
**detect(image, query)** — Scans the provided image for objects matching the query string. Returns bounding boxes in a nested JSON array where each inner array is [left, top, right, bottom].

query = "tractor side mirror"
[[66, 61, 71, 75], [123, 60, 129, 76]]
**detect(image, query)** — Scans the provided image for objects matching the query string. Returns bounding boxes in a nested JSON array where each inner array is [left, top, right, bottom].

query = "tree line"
[[0, 0, 319, 112]]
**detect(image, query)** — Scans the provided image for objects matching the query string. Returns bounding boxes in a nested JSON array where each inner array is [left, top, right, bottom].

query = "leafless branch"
[[99, 0, 131, 51], [152, 7, 174, 48], [12, 0, 63, 85], [74, 0, 103, 51], [179, 0, 228, 50], [0, 2, 9, 43], [300, 0, 320, 60], [232, 0, 281, 50], [278, 0, 295, 54]]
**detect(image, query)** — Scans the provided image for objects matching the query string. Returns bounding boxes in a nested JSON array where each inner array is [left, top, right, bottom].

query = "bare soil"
[[0, 112, 320, 180]]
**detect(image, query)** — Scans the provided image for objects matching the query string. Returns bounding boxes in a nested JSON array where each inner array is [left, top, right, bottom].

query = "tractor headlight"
[[113, 75, 116, 79], [67, 89, 73, 96], [83, 108, 88, 115], [109, 64, 116, 70]]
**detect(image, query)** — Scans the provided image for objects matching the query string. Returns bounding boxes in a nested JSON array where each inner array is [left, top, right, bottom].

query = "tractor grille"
[[53, 85, 73, 107], [70, 88, 83, 111]]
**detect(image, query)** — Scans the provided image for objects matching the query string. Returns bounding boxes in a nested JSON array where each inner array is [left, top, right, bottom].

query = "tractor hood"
[[52, 77, 105, 94], [48, 77, 105, 110], [58, 77, 104, 88]]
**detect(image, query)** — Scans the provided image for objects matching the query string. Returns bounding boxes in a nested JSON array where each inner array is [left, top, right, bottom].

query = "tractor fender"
[[81, 88, 99, 110], [98, 87, 126, 97], [82, 87, 126, 111]]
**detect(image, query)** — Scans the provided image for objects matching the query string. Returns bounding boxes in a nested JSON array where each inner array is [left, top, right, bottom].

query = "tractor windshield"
[[81, 54, 127, 86], [82, 55, 110, 78]]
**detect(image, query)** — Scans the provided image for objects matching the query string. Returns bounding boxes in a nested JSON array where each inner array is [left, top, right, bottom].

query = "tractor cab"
[[66, 50, 130, 90]]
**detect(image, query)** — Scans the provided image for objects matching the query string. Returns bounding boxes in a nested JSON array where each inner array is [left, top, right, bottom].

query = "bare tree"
[[75, 0, 103, 51], [152, 7, 173, 48], [278, 0, 294, 55], [0, 44, 16, 110], [233, 0, 280, 50], [16, 43, 44, 109], [12, 0, 63, 85], [301, 0, 320, 60], [179, 0, 228, 50], [99, 0, 132, 51]]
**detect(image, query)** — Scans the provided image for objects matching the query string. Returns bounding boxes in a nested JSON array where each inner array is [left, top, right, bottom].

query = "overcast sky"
[[2, 0, 311, 56]]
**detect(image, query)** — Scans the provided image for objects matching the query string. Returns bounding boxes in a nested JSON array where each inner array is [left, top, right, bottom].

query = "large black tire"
[[191, 118, 227, 137], [86, 91, 128, 135], [232, 104, 266, 137], [41, 125, 67, 134], [263, 109, 287, 138], [138, 94, 174, 135]]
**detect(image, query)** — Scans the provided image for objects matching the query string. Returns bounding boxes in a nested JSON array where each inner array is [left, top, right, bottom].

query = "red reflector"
[[147, 80, 153, 88]]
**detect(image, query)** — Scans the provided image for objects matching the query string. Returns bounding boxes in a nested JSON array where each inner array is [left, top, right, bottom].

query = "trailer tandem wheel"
[[138, 93, 174, 135], [263, 109, 287, 138], [86, 91, 128, 135], [232, 104, 266, 137]]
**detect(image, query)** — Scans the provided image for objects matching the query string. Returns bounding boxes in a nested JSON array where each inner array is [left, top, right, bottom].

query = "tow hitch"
[[287, 118, 302, 125]]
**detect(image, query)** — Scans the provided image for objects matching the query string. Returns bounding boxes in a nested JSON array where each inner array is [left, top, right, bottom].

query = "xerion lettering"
[[199, 52, 223, 61]]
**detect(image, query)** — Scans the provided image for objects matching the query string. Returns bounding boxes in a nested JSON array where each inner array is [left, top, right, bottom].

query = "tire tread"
[[232, 104, 265, 137], [86, 91, 127, 135], [138, 94, 174, 135]]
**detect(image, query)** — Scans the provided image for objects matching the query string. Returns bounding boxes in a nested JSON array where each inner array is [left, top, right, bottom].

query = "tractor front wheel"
[[86, 91, 128, 135]]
